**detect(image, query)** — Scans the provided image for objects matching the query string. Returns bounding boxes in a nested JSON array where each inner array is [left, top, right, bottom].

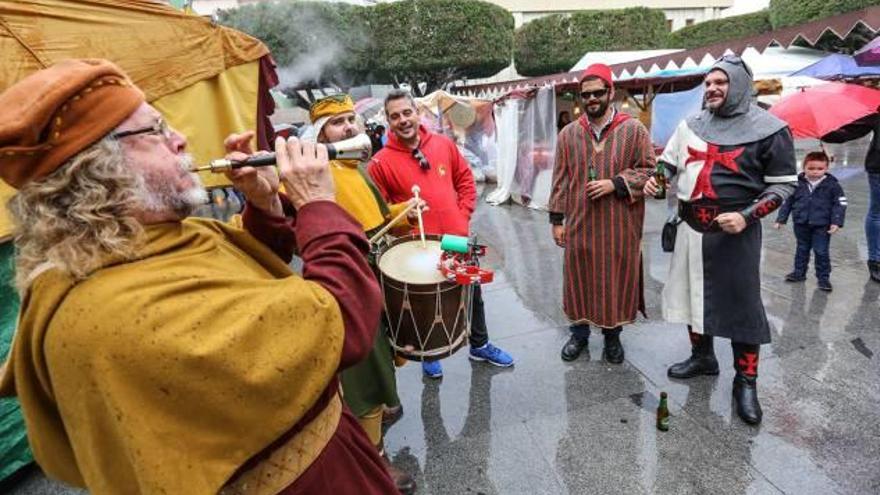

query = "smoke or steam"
[[276, 41, 343, 89], [270, 4, 369, 90], [218, 1, 374, 91]]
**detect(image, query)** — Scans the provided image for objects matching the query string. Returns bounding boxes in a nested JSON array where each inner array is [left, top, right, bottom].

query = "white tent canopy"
[[486, 87, 557, 209], [571, 49, 684, 72], [742, 46, 830, 80]]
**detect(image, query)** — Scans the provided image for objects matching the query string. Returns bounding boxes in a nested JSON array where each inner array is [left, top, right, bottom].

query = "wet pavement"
[[380, 138, 880, 495], [7, 139, 880, 494]]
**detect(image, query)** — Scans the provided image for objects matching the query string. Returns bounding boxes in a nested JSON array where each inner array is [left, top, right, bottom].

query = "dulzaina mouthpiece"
[[190, 133, 372, 173]]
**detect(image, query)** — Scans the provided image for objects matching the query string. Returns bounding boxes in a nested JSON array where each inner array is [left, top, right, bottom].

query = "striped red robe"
[[549, 114, 655, 328]]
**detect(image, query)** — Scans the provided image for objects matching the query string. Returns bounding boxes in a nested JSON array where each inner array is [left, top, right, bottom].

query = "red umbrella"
[[769, 82, 880, 140]]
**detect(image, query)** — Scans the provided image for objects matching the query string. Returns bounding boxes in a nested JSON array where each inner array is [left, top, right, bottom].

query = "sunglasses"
[[112, 118, 173, 140], [412, 148, 431, 170], [580, 89, 609, 100]]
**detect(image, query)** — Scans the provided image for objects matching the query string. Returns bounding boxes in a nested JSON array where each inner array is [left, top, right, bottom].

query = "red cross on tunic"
[[685, 144, 744, 200]]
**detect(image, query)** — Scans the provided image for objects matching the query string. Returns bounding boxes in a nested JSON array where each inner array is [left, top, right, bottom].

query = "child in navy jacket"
[[775, 151, 847, 291]]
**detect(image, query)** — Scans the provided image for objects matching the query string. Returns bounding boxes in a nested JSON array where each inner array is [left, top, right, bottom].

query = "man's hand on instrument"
[[406, 198, 428, 222], [276, 136, 335, 209], [223, 131, 282, 216], [716, 212, 747, 234], [643, 176, 659, 197], [586, 179, 615, 200], [224, 131, 257, 155], [552, 225, 565, 248]]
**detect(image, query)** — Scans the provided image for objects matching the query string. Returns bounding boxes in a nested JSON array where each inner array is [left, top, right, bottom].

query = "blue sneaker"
[[422, 360, 443, 379], [469, 343, 514, 367]]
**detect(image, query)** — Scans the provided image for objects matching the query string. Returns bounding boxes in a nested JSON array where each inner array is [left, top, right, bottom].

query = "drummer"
[[301, 93, 421, 495], [368, 89, 515, 379]]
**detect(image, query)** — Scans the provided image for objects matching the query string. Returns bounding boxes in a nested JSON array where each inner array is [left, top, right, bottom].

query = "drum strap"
[[356, 165, 391, 218]]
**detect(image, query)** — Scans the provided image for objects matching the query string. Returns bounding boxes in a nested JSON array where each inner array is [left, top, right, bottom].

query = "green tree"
[[514, 8, 669, 77], [371, 0, 514, 95], [768, 0, 877, 29], [218, 0, 513, 95], [667, 11, 772, 49]]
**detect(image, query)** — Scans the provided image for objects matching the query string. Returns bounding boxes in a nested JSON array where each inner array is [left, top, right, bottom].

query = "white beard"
[[135, 154, 207, 218]]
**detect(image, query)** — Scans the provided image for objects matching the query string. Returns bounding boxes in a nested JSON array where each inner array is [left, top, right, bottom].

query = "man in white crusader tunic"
[[644, 56, 797, 425]]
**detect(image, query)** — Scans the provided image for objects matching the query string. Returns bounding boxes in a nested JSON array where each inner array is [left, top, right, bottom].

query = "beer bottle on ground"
[[657, 391, 669, 431]]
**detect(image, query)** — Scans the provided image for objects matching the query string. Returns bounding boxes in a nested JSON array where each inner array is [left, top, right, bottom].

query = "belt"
[[678, 201, 746, 233], [221, 394, 343, 495]]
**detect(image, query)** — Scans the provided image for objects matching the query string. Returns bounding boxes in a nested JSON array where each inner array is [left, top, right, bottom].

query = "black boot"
[[732, 343, 762, 425], [561, 335, 589, 361], [668, 328, 719, 378], [869, 260, 880, 283], [602, 327, 624, 364]]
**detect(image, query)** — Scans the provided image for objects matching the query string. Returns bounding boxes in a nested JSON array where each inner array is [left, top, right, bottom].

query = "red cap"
[[580, 63, 613, 88]]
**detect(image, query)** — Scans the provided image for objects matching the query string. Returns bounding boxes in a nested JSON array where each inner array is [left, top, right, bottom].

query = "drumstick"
[[412, 185, 426, 248], [368, 200, 418, 244]]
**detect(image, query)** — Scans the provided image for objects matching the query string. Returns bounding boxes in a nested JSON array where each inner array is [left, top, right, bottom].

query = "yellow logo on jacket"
[[438, 165, 447, 177]]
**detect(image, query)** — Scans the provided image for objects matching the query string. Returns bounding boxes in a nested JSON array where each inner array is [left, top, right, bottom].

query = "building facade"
[[483, 0, 733, 31]]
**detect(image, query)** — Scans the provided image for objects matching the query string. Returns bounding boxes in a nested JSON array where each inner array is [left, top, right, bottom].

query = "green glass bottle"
[[588, 166, 597, 182], [657, 391, 669, 431], [654, 163, 667, 199]]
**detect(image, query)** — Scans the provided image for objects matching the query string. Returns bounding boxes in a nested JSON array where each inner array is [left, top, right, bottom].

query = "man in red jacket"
[[368, 89, 514, 378]]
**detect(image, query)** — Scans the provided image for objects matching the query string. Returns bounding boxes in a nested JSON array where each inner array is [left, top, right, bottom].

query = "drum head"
[[378, 238, 446, 284]]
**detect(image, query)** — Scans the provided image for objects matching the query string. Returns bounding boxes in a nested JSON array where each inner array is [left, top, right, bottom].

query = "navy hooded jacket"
[[776, 172, 847, 227]]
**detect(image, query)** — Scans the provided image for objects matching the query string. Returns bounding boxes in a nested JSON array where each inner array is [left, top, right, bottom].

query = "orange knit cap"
[[0, 59, 145, 189]]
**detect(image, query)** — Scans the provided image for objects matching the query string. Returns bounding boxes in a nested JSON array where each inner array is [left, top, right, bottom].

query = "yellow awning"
[[0, 0, 267, 101]]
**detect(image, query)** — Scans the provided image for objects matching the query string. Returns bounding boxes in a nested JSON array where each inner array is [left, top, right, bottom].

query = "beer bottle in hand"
[[657, 391, 669, 431], [654, 163, 667, 199], [588, 166, 598, 182]]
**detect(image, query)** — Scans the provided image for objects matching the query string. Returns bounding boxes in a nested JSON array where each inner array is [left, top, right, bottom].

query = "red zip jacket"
[[368, 125, 476, 236]]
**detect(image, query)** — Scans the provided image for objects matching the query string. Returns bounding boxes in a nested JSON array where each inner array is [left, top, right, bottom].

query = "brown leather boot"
[[382, 405, 403, 431]]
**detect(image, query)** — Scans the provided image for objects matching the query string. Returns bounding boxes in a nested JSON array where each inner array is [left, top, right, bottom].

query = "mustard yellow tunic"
[[0, 219, 344, 494], [330, 159, 409, 233]]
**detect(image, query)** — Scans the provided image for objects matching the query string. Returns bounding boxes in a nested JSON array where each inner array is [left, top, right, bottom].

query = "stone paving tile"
[[385, 356, 524, 454], [388, 419, 564, 495], [523, 396, 785, 495], [641, 344, 878, 495], [2, 467, 84, 495], [481, 284, 561, 340]]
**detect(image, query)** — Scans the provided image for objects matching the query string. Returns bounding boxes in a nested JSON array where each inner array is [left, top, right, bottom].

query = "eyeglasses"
[[112, 118, 173, 140], [412, 148, 430, 170], [580, 89, 608, 100]]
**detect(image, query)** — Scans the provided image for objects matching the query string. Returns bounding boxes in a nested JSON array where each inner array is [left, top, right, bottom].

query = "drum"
[[377, 234, 471, 361]]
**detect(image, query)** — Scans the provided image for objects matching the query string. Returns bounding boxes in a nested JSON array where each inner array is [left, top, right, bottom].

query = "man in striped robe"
[[549, 64, 655, 364]]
